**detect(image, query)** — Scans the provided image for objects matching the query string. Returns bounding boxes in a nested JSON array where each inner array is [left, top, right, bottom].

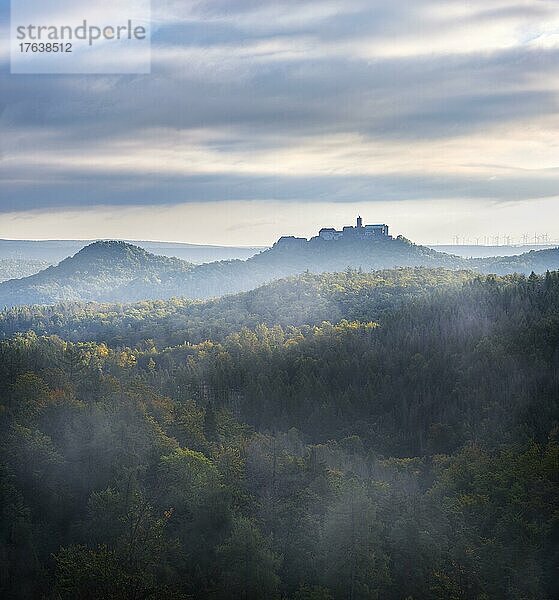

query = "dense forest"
[[1, 268, 558, 599], [0, 268, 474, 346], [1, 237, 558, 307]]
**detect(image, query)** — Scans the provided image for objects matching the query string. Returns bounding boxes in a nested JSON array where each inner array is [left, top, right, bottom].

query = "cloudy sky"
[[1, 0, 559, 245]]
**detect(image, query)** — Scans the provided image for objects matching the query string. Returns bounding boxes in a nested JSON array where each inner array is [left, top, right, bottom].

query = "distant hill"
[[0, 241, 196, 306], [430, 244, 558, 258], [0, 238, 264, 264], [0, 258, 51, 282], [476, 247, 559, 274], [1, 236, 558, 307]]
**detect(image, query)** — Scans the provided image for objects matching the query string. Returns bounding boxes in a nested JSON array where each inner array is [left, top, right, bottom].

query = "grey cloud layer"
[[2, 170, 558, 212], [1, 0, 558, 211]]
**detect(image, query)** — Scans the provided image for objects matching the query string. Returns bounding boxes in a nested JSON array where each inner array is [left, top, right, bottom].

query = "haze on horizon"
[[1, 0, 559, 245]]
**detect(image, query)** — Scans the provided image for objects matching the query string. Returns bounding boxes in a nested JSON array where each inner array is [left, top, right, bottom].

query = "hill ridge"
[[0, 236, 558, 307]]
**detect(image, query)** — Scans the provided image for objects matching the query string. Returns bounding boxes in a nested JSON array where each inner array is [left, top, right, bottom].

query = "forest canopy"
[[1, 268, 558, 599]]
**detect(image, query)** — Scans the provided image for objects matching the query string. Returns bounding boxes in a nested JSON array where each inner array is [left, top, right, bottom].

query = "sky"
[[1, 0, 559, 246]]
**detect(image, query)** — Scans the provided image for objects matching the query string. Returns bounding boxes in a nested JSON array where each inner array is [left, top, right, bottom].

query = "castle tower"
[[356, 215, 363, 228]]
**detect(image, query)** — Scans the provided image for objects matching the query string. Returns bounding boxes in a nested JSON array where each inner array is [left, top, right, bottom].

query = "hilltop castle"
[[275, 216, 392, 247], [318, 216, 390, 240]]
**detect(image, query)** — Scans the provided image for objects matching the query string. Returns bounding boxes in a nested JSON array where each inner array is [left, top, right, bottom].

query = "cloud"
[[1, 0, 559, 231]]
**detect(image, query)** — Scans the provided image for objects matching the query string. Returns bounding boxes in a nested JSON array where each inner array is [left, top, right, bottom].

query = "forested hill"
[[0, 268, 475, 346], [0, 237, 465, 306], [475, 246, 559, 274], [0, 241, 196, 306], [1, 236, 559, 306]]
